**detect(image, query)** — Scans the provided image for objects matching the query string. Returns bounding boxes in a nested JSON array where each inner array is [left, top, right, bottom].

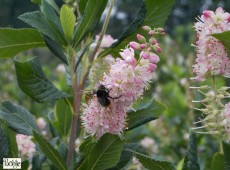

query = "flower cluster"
[[82, 26, 164, 139], [191, 85, 230, 142], [16, 134, 36, 159], [191, 7, 230, 143], [89, 35, 116, 86], [192, 7, 230, 81]]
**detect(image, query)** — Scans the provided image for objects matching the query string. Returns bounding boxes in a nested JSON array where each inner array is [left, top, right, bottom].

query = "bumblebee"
[[85, 85, 120, 107]]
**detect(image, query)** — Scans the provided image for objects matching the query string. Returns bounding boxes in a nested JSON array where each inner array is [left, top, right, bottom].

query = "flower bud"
[[203, 10, 212, 18], [142, 26, 151, 32], [125, 56, 136, 66], [149, 53, 160, 63], [149, 38, 157, 45], [152, 44, 162, 53], [140, 44, 147, 49], [137, 34, 146, 43], [129, 41, 140, 50], [141, 51, 150, 59], [148, 63, 157, 72], [148, 30, 154, 36]]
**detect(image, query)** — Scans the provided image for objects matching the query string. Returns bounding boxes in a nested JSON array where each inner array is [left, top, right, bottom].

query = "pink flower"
[[82, 27, 163, 139], [192, 7, 230, 81], [16, 134, 36, 159], [82, 47, 158, 139], [95, 34, 117, 48]]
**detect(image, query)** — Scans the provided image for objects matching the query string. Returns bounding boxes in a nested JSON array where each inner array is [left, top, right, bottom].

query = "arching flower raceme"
[[192, 7, 230, 81], [16, 134, 36, 159], [82, 27, 164, 139]]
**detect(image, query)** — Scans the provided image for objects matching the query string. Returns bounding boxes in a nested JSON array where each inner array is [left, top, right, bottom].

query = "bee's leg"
[[108, 95, 122, 99]]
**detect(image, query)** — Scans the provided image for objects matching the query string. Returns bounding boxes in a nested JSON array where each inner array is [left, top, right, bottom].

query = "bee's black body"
[[95, 85, 111, 107], [92, 84, 121, 107]]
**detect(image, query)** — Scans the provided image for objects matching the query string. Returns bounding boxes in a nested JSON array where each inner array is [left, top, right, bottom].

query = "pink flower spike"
[[148, 63, 157, 72], [141, 51, 150, 59], [140, 44, 146, 49], [130, 41, 140, 50], [137, 34, 146, 43], [149, 53, 160, 63]]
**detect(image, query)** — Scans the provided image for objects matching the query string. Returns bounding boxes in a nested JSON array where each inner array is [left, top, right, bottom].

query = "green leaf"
[[87, 134, 124, 170], [57, 143, 68, 162], [54, 99, 72, 137], [73, 0, 108, 47], [0, 101, 40, 135], [6, 128, 18, 158], [182, 156, 188, 170], [47, 112, 59, 138], [14, 56, 68, 103], [108, 143, 140, 170], [0, 28, 45, 58], [77, 139, 95, 170], [41, 0, 66, 45], [0, 120, 8, 163], [31, 0, 41, 4], [21, 160, 30, 170], [99, 0, 174, 58], [19, 12, 58, 42], [78, 0, 88, 14], [60, 5, 76, 43], [42, 34, 68, 64], [127, 99, 166, 131], [33, 130, 67, 170], [211, 153, 224, 170], [212, 31, 230, 56], [223, 142, 230, 170], [127, 149, 175, 170], [19, 11, 65, 46], [183, 131, 200, 170]]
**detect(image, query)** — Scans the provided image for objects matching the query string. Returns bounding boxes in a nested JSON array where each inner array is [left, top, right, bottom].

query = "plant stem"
[[66, 0, 114, 166], [89, 0, 115, 62], [220, 140, 223, 153], [212, 76, 224, 153]]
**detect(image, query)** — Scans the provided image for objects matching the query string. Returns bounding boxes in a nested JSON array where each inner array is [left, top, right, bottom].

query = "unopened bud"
[[148, 30, 154, 36], [137, 34, 146, 43], [149, 38, 157, 45], [149, 53, 160, 63], [219, 86, 230, 91], [142, 26, 151, 32], [203, 10, 212, 18], [140, 44, 147, 49], [152, 44, 162, 53], [129, 41, 140, 50], [148, 63, 157, 72], [141, 51, 150, 59]]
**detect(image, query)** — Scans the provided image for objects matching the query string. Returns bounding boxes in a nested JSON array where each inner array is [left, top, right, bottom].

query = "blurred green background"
[[0, 0, 229, 169]]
